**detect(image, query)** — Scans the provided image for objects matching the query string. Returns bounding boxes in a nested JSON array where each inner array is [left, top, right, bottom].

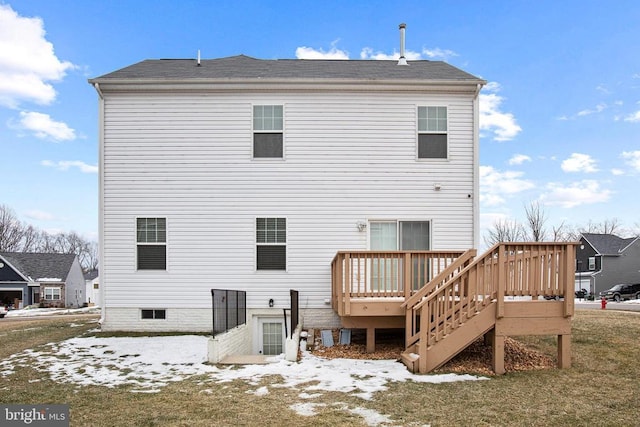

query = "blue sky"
[[1, 0, 639, 243]]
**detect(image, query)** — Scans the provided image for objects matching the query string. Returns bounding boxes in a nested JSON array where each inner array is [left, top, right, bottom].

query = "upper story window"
[[418, 106, 447, 159], [588, 256, 596, 270], [137, 217, 166, 270], [253, 105, 283, 158], [256, 217, 286, 270]]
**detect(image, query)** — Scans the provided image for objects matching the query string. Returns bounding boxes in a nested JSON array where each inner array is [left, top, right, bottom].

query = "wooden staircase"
[[400, 243, 576, 374]]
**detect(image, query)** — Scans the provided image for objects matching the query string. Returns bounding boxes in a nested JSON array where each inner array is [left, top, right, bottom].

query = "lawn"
[[0, 310, 638, 426]]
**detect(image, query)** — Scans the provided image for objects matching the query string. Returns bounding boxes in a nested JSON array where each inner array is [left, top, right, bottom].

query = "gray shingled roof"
[[0, 252, 77, 281], [581, 233, 638, 255], [90, 55, 484, 83]]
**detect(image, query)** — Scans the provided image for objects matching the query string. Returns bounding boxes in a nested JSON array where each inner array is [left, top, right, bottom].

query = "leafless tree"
[[0, 203, 98, 271], [0, 204, 27, 252], [579, 218, 622, 235], [523, 201, 547, 242], [483, 218, 525, 246], [551, 221, 580, 242]]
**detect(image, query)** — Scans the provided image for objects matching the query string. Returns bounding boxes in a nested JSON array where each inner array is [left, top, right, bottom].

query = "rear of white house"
[[90, 55, 485, 353]]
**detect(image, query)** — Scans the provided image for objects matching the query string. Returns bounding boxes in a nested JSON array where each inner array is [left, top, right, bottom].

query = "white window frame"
[[252, 104, 285, 160], [44, 287, 61, 300], [588, 256, 596, 270], [417, 106, 449, 160], [136, 217, 167, 271], [255, 217, 287, 271]]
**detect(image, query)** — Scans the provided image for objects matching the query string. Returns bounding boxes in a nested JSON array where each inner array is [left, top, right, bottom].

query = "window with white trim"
[[588, 256, 596, 270], [256, 218, 286, 270], [44, 287, 61, 300], [137, 218, 166, 270], [418, 106, 448, 159], [253, 105, 283, 158]]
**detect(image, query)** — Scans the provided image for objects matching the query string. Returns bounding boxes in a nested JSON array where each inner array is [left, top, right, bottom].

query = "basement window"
[[141, 309, 166, 320]]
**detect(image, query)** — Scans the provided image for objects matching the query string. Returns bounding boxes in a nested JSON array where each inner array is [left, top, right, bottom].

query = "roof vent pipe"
[[197, 50, 201, 67], [398, 23, 408, 66]]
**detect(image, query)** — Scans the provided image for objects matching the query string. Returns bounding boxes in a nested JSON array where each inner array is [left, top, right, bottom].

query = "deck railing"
[[415, 242, 576, 350], [403, 249, 476, 347], [331, 250, 465, 316]]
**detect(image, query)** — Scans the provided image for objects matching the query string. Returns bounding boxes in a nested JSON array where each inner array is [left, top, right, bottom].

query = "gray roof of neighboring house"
[[90, 55, 485, 83], [581, 233, 638, 256], [84, 269, 99, 281], [0, 252, 77, 281]]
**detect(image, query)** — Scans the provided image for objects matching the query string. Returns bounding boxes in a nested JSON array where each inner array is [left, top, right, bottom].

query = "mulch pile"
[[308, 329, 555, 375]]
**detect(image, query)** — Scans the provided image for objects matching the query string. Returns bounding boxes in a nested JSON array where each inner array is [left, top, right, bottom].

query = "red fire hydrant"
[[601, 297, 607, 310]]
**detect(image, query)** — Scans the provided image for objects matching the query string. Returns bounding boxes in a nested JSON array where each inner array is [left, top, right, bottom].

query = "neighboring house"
[[89, 34, 510, 355], [0, 252, 85, 308], [84, 269, 100, 306], [576, 233, 640, 296]]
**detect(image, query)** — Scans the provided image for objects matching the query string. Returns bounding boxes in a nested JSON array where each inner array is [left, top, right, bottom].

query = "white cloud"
[[621, 150, 640, 171], [295, 41, 349, 59], [624, 111, 640, 122], [16, 111, 75, 141], [561, 153, 598, 173], [359, 47, 422, 60], [421, 47, 458, 61], [595, 85, 611, 95], [479, 165, 534, 206], [24, 210, 54, 221], [0, 4, 75, 107], [611, 168, 625, 176], [576, 103, 607, 117], [41, 160, 98, 173], [540, 180, 611, 208], [508, 154, 532, 165], [479, 83, 521, 142]]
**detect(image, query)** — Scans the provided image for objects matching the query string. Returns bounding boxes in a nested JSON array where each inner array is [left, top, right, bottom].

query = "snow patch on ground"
[[5, 306, 101, 318], [0, 334, 485, 424]]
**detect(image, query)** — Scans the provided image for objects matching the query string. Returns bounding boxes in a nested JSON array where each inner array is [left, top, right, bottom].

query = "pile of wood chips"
[[308, 329, 555, 375]]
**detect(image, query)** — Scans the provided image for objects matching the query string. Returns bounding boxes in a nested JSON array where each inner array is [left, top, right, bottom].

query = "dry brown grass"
[[0, 310, 638, 426]]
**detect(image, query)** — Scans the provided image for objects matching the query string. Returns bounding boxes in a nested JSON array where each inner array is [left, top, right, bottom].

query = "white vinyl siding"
[[100, 91, 476, 327]]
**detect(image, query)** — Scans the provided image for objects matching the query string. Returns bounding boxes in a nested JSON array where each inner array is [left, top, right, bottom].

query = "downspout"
[[91, 82, 105, 325], [93, 82, 104, 100]]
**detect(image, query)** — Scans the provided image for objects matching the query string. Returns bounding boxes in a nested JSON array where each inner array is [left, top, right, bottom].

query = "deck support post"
[[490, 329, 505, 375], [558, 334, 571, 369], [366, 327, 375, 353]]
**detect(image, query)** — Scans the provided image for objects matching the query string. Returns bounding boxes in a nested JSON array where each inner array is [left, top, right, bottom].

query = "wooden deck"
[[331, 243, 577, 374]]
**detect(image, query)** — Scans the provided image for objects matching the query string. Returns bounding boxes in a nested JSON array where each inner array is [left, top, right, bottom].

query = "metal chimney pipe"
[[398, 23, 408, 65]]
